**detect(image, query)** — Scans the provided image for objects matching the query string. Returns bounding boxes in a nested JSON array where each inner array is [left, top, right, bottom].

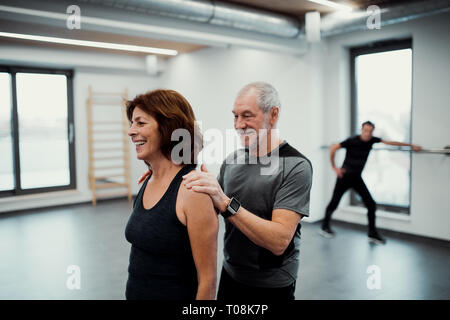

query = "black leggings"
[[323, 174, 376, 232], [217, 267, 296, 301]]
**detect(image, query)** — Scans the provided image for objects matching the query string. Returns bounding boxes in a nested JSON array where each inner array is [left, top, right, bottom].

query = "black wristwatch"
[[220, 197, 241, 219]]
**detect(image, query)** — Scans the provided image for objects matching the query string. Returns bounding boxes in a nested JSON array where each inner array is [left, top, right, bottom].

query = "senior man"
[[180, 82, 312, 300]]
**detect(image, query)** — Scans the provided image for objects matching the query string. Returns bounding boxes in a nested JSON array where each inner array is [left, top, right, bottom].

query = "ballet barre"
[[320, 145, 450, 155]]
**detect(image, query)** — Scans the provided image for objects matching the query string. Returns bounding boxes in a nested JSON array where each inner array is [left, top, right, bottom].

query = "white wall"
[[0, 44, 161, 213], [158, 45, 326, 222], [320, 12, 450, 241]]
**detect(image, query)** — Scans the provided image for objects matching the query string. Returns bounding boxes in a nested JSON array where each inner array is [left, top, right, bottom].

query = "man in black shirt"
[[320, 121, 421, 244]]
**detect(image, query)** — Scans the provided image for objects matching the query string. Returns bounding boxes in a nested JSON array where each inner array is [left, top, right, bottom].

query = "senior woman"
[[124, 89, 218, 300]]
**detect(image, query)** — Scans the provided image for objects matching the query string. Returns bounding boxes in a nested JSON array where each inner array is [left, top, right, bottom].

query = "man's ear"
[[271, 107, 279, 125]]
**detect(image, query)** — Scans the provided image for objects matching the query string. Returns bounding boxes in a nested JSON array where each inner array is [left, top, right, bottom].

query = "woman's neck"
[[146, 157, 183, 181]]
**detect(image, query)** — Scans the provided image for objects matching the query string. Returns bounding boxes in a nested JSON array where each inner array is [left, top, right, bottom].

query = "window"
[[0, 66, 76, 197], [0, 73, 14, 191], [350, 39, 412, 213]]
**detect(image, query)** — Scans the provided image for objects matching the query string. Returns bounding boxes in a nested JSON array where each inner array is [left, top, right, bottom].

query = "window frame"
[[349, 39, 413, 214], [0, 65, 76, 197]]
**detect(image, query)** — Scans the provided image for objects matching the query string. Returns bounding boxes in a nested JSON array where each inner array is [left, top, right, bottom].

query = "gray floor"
[[1, 198, 449, 300]]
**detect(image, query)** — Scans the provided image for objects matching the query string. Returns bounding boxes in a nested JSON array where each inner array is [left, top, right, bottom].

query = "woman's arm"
[[180, 185, 219, 300]]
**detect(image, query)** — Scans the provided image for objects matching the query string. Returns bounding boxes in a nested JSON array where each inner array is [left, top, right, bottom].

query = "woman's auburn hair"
[[126, 89, 203, 165]]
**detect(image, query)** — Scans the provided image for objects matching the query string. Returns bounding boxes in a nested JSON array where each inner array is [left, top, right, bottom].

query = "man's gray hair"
[[237, 82, 281, 113]]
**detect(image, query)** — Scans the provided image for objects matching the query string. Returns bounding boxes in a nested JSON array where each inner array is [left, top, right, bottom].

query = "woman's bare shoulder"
[[178, 183, 216, 218]]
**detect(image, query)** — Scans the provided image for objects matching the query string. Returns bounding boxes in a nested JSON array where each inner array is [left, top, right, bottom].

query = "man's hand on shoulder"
[[138, 169, 152, 184], [182, 164, 230, 212]]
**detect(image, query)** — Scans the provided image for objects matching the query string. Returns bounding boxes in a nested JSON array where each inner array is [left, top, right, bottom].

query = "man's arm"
[[381, 140, 422, 151], [182, 165, 308, 256], [226, 207, 302, 256], [330, 143, 345, 178]]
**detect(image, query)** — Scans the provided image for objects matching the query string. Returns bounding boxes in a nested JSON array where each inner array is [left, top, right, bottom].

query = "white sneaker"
[[318, 227, 335, 238], [368, 232, 386, 245]]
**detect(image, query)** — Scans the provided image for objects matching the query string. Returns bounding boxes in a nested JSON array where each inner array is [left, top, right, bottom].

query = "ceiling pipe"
[[96, 0, 450, 39], [80, 0, 301, 38], [1, 0, 449, 42]]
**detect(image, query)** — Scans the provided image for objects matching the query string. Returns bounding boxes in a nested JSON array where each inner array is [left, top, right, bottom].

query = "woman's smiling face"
[[128, 106, 162, 161]]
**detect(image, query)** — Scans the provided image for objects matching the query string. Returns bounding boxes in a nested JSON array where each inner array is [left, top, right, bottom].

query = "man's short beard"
[[248, 116, 271, 154]]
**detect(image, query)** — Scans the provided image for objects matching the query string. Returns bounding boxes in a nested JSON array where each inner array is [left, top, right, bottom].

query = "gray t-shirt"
[[218, 141, 313, 288]]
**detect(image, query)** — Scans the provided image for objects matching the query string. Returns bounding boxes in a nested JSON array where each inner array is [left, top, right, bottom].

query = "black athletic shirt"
[[340, 135, 381, 175], [125, 165, 197, 300]]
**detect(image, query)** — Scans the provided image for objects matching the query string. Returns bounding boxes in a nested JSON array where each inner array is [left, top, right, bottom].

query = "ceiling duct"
[[91, 0, 450, 39], [81, 0, 301, 38], [4, 0, 449, 45]]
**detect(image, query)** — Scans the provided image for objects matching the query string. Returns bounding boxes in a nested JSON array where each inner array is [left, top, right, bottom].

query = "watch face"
[[229, 198, 240, 212]]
